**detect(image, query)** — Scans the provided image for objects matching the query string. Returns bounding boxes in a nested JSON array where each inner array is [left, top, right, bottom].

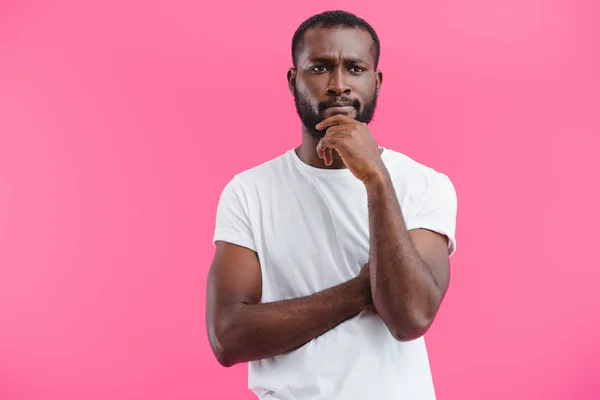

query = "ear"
[[375, 69, 383, 90], [287, 68, 297, 96]]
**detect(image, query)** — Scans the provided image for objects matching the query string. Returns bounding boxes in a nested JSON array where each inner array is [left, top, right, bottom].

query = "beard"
[[293, 86, 379, 139]]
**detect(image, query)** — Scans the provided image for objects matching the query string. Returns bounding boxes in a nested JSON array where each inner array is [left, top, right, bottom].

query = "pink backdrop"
[[1, 1, 599, 399]]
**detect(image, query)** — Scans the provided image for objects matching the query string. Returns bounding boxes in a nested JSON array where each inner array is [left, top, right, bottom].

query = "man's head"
[[288, 10, 383, 139]]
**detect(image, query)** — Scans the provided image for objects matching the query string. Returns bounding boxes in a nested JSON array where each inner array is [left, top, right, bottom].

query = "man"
[[206, 10, 458, 399]]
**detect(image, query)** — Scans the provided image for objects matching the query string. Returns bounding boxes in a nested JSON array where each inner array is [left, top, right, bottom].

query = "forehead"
[[299, 27, 374, 63]]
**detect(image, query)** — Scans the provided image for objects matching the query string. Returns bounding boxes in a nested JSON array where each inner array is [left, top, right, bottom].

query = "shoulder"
[[383, 148, 458, 254], [220, 150, 291, 194], [382, 148, 455, 194]]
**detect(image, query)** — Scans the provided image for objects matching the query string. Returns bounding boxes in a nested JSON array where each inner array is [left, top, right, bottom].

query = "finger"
[[316, 137, 330, 154], [315, 114, 355, 131], [316, 138, 338, 163], [325, 148, 333, 166], [316, 139, 326, 160], [321, 125, 349, 138], [316, 138, 329, 160], [316, 114, 354, 130]]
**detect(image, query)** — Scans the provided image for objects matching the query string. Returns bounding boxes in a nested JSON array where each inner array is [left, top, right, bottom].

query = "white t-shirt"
[[213, 147, 458, 400]]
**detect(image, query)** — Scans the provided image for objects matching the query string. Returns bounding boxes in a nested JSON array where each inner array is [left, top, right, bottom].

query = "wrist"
[[350, 275, 372, 312], [363, 167, 391, 191]]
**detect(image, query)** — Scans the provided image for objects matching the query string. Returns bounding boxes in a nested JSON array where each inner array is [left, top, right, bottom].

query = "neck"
[[295, 128, 347, 170]]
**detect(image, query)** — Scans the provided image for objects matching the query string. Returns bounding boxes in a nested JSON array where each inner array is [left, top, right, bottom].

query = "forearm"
[[213, 276, 370, 366], [365, 171, 441, 341]]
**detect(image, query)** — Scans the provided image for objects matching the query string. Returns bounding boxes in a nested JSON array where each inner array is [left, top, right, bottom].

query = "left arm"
[[315, 115, 455, 342], [364, 170, 450, 341]]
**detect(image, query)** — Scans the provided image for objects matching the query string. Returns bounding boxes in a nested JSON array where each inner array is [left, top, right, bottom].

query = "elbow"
[[375, 297, 438, 342], [208, 321, 241, 368], [389, 316, 433, 342], [216, 353, 237, 368], [211, 341, 237, 368]]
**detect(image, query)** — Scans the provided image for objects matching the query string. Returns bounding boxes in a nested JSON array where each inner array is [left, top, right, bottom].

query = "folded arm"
[[365, 171, 453, 341], [206, 241, 372, 367]]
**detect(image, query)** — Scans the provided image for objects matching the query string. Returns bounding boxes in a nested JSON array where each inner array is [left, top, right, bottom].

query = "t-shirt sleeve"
[[212, 175, 256, 252], [410, 173, 458, 257]]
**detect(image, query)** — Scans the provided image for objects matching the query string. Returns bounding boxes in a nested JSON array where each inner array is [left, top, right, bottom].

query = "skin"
[[206, 26, 451, 367], [314, 114, 450, 340]]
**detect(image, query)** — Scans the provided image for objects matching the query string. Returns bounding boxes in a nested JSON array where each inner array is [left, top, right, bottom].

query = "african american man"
[[206, 10, 458, 400]]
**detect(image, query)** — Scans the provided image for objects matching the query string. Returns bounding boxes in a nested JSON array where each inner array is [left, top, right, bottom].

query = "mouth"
[[323, 104, 356, 117]]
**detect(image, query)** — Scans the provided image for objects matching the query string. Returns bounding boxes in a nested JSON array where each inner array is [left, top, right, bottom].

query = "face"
[[289, 27, 383, 139]]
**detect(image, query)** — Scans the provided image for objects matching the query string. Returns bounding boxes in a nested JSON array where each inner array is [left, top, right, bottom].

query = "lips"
[[323, 105, 355, 117], [325, 105, 355, 112], [327, 102, 354, 108]]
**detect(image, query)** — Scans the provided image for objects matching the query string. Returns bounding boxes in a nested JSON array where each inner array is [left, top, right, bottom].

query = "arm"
[[314, 114, 456, 342], [365, 171, 451, 341], [205, 241, 372, 367]]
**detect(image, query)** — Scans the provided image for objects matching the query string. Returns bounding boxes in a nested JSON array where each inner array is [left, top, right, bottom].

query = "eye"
[[349, 66, 365, 73], [310, 65, 329, 73]]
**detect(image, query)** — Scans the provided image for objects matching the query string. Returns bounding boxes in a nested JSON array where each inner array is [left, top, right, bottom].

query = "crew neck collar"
[[288, 147, 389, 180]]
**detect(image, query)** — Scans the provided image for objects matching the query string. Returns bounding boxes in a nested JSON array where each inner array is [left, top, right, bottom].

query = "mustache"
[[318, 97, 361, 112]]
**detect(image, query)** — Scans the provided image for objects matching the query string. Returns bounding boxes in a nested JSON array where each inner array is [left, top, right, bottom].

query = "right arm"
[[205, 241, 372, 367]]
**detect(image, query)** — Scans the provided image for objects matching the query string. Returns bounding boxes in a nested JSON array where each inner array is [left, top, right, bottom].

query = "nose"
[[326, 68, 351, 96]]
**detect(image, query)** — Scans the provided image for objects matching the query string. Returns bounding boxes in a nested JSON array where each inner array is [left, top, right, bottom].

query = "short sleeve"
[[212, 175, 256, 252], [410, 173, 458, 257]]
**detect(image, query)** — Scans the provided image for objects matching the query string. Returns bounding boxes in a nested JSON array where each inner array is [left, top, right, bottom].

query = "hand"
[[315, 115, 388, 184], [358, 263, 377, 313]]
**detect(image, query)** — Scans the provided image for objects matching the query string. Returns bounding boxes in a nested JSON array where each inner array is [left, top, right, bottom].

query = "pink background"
[[1, 1, 599, 399]]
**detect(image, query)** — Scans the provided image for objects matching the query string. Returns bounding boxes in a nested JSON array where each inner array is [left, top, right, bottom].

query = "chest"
[[253, 177, 412, 302]]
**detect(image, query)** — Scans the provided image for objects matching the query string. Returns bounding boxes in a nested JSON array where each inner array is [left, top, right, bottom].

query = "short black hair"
[[291, 10, 381, 69]]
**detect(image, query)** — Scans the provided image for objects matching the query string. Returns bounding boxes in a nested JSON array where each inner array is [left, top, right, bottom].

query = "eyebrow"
[[309, 56, 367, 65]]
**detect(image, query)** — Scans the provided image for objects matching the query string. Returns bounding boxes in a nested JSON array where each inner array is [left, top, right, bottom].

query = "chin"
[[308, 128, 327, 140]]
